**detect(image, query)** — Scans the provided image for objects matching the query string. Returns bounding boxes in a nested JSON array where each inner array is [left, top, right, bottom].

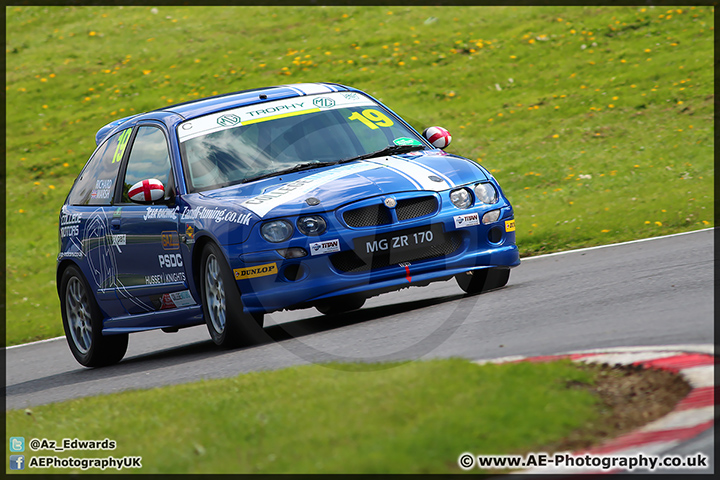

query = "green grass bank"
[[6, 359, 606, 474]]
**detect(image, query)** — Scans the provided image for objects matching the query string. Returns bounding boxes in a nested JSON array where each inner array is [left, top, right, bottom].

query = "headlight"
[[261, 220, 293, 243], [449, 188, 472, 209], [474, 183, 498, 204], [296, 215, 327, 236]]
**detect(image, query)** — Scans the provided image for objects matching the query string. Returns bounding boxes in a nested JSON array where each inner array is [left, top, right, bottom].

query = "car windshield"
[[178, 92, 427, 192]]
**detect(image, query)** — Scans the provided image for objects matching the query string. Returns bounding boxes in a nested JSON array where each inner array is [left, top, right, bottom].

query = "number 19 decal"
[[348, 109, 394, 129]]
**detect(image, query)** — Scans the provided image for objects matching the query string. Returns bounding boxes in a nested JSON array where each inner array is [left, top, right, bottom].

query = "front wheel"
[[60, 265, 128, 367], [200, 243, 266, 348], [455, 267, 510, 295]]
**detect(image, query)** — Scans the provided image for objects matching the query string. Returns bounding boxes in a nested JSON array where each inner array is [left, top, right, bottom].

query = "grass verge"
[[5, 359, 690, 474]]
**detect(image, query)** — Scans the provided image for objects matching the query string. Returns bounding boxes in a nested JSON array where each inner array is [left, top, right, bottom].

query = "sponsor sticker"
[[454, 212, 480, 228], [161, 231, 180, 250], [313, 97, 336, 108], [178, 206, 252, 225], [111, 234, 126, 251], [393, 137, 423, 147], [309, 239, 341, 256], [60, 212, 82, 238], [160, 290, 196, 310], [505, 219, 516, 232], [158, 253, 183, 268], [233, 262, 278, 280], [91, 179, 113, 199]]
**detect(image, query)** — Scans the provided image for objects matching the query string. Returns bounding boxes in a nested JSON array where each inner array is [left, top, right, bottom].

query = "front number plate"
[[352, 224, 446, 264]]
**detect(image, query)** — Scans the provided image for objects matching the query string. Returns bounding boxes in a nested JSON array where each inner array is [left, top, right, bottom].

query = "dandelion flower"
[[655, 221, 662, 226], [601, 229, 610, 233]]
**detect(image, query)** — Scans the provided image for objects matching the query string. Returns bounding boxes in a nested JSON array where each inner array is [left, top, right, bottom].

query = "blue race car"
[[57, 82, 519, 367]]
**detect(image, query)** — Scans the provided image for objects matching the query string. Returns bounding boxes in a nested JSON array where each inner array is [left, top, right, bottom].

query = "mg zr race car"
[[57, 82, 520, 367]]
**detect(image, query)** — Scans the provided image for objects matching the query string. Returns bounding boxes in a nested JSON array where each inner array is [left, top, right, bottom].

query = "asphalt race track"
[[6, 228, 714, 469]]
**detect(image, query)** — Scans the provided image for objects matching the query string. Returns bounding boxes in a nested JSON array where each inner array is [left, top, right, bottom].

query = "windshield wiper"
[[241, 145, 425, 184], [337, 144, 426, 164], [241, 161, 337, 184]]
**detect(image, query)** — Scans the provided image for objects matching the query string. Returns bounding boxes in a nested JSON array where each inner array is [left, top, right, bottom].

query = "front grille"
[[396, 196, 438, 221], [343, 204, 392, 228], [343, 195, 438, 227], [330, 231, 463, 273]]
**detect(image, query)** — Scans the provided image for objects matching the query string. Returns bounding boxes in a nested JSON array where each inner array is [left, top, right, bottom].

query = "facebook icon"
[[10, 455, 25, 470]]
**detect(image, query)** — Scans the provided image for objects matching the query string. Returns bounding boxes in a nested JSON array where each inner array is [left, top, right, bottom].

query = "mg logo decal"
[[217, 114, 241, 127], [313, 97, 335, 108]]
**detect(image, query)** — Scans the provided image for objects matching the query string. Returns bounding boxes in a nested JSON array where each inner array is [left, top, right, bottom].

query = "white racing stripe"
[[363, 157, 423, 190], [285, 83, 336, 95], [240, 162, 382, 217], [365, 156, 451, 191], [404, 157, 456, 188]]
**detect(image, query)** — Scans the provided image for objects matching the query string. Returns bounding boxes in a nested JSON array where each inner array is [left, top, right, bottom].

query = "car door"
[[112, 124, 188, 315]]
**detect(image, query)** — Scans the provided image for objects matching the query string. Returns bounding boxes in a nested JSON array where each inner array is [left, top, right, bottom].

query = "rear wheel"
[[200, 243, 266, 348], [455, 267, 510, 295], [60, 265, 128, 367], [315, 294, 366, 316]]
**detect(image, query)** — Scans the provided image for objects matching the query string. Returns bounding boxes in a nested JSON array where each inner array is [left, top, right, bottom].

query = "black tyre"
[[200, 243, 266, 348], [455, 267, 510, 295], [315, 294, 366, 316], [60, 265, 128, 367]]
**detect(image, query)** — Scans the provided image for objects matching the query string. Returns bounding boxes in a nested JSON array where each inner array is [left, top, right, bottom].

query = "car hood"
[[199, 151, 488, 219]]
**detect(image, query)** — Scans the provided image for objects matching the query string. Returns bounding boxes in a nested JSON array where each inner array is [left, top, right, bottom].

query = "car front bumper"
[[227, 205, 520, 315]]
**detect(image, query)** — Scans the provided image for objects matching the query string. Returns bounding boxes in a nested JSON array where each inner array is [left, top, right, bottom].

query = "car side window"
[[121, 126, 173, 203], [66, 128, 131, 206]]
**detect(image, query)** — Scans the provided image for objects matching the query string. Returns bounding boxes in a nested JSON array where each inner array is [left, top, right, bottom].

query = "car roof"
[[94, 82, 353, 146]]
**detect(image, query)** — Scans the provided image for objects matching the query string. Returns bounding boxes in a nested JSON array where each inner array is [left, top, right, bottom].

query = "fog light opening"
[[283, 264, 307, 282], [488, 226, 504, 244]]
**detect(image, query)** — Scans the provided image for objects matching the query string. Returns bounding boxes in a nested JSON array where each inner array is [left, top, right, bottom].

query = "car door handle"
[[111, 218, 121, 230]]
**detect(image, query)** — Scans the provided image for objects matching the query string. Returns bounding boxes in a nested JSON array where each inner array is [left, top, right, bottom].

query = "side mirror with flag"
[[422, 126, 452, 149], [128, 178, 165, 204]]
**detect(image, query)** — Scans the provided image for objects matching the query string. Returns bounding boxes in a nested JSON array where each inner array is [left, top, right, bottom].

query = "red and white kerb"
[[422, 126, 452, 149], [128, 179, 164, 202]]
